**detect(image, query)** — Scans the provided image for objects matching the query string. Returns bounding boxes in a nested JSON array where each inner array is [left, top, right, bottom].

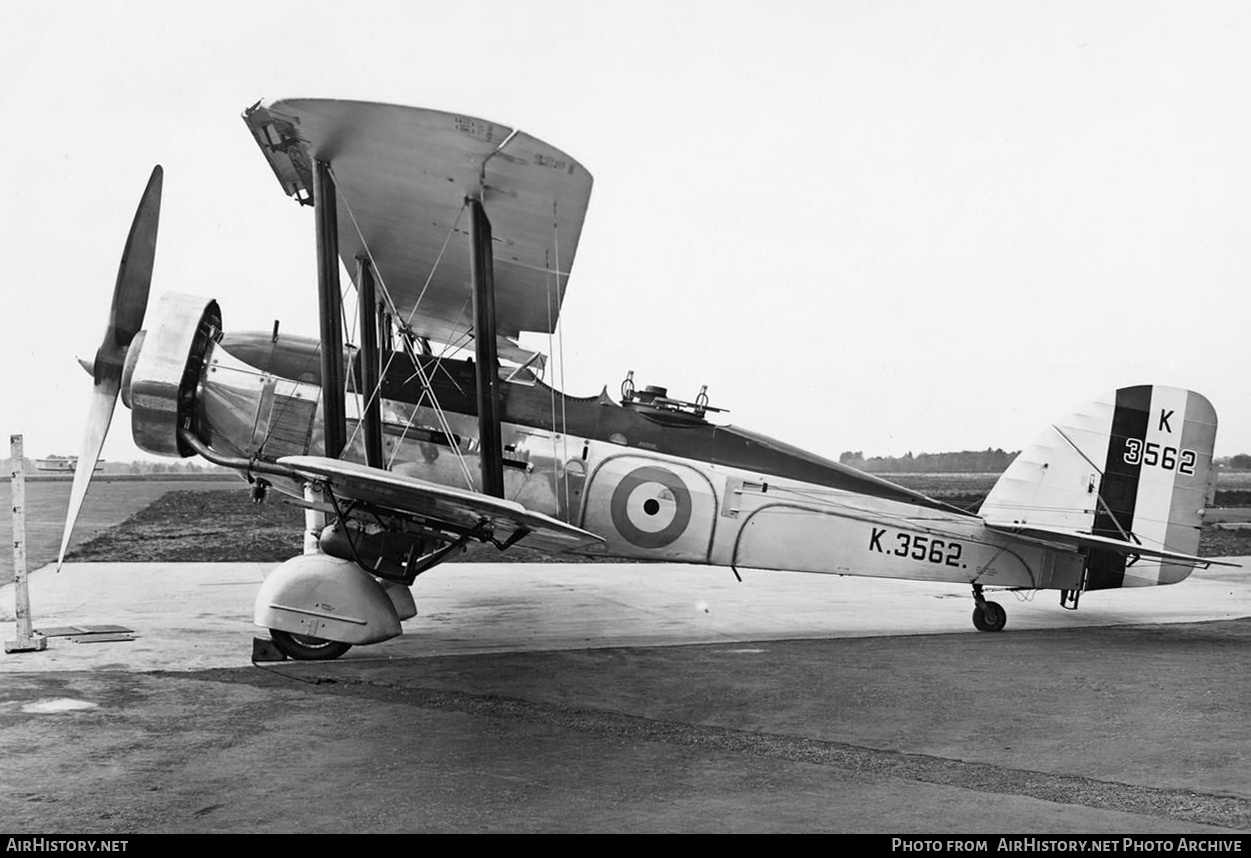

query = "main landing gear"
[[971, 583, 1007, 632], [269, 629, 353, 661]]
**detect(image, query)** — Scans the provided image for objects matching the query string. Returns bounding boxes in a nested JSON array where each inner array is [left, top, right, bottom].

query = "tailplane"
[[980, 386, 1218, 589]]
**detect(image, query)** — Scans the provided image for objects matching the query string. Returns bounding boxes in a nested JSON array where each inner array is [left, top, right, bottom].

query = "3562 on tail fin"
[[979, 385, 1218, 590]]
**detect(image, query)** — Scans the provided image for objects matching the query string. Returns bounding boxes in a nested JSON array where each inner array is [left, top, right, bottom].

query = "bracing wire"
[[327, 165, 475, 488], [341, 275, 365, 455]]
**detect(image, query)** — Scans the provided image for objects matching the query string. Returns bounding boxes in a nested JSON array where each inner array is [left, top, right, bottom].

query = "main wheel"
[[972, 601, 1007, 632], [269, 629, 352, 661]]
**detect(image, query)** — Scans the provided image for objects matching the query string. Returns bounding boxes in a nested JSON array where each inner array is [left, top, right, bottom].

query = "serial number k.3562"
[[868, 528, 965, 568]]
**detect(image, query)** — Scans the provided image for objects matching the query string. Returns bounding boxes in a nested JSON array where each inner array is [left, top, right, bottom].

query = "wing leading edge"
[[243, 98, 593, 355]]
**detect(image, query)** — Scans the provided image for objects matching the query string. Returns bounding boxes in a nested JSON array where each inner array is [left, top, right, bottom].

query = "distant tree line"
[[839, 449, 1019, 473], [101, 460, 231, 475], [7, 450, 1251, 477], [0, 458, 231, 476], [839, 450, 1251, 473]]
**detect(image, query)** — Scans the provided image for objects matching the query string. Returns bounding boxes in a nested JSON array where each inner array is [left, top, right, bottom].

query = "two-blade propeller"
[[56, 166, 163, 570]]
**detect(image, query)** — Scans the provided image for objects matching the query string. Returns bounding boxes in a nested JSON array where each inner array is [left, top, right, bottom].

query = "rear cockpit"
[[618, 371, 726, 427]]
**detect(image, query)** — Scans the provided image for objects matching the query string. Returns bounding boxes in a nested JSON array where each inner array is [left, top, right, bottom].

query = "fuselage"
[[190, 331, 1086, 592]]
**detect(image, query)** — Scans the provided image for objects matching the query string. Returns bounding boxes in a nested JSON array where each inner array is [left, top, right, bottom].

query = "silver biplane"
[[59, 99, 1228, 659]]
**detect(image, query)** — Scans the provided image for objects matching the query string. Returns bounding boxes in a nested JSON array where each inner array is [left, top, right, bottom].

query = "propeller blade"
[[56, 374, 121, 570], [96, 165, 163, 380], [58, 165, 164, 570]]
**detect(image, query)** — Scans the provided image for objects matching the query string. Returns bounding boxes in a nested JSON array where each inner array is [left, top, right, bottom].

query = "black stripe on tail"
[[1086, 386, 1152, 590]]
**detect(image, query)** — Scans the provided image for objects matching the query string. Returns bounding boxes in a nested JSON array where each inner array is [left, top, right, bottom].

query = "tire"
[[269, 629, 352, 661], [972, 601, 1007, 633]]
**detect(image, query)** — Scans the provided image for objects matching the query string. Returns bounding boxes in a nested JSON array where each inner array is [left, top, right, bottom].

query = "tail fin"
[[980, 386, 1218, 588]]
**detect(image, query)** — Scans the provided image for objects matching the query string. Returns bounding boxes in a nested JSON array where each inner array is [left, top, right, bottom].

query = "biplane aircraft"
[[58, 98, 1229, 660]]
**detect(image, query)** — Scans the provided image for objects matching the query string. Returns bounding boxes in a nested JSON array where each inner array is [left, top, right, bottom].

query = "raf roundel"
[[609, 466, 692, 549]]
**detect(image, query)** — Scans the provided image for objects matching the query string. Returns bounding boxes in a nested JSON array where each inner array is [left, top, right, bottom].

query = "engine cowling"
[[122, 292, 221, 457]]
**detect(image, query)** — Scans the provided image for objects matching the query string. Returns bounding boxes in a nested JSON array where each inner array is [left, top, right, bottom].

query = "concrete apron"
[[2, 559, 1249, 673]]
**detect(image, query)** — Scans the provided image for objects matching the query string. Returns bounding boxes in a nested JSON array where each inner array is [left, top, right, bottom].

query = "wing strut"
[[314, 159, 348, 459], [355, 256, 385, 468], [469, 198, 505, 498]]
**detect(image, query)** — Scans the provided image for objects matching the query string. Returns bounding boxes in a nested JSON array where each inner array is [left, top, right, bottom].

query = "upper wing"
[[243, 98, 593, 353], [278, 455, 604, 554]]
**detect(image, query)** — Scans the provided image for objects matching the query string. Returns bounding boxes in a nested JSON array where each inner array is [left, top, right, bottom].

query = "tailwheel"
[[971, 583, 1007, 632], [269, 629, 352, 661], [972, 600, 1007, 632]]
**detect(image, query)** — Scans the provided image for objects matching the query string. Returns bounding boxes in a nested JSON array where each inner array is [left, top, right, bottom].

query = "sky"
[[1, 0, 1249, 466]]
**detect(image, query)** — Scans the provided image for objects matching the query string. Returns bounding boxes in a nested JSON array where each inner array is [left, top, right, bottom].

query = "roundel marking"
[[610, 466, 692, 549]]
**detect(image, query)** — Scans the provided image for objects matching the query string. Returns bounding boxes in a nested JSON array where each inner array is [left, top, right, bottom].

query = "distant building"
[[34, 455, 104, 473]]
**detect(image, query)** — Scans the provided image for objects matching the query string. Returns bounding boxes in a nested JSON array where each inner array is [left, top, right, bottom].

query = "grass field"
[[0, 476, 241, 585], [2, 472, 1248, 588]]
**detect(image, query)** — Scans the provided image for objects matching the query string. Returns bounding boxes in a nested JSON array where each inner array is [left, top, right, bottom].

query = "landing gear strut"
[[971, 583, 1007, 632]]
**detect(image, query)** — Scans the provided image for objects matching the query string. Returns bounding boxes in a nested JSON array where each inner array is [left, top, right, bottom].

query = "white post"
[[6, 434, 46, 653]]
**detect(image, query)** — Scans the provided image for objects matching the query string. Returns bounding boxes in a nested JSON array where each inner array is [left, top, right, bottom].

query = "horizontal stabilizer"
[[278, 455, 604, 554], [983, 522, 1238, 568]]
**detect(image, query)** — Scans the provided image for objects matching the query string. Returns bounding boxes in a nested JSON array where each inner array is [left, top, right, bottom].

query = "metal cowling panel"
[[128, 293, 221, 457]]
